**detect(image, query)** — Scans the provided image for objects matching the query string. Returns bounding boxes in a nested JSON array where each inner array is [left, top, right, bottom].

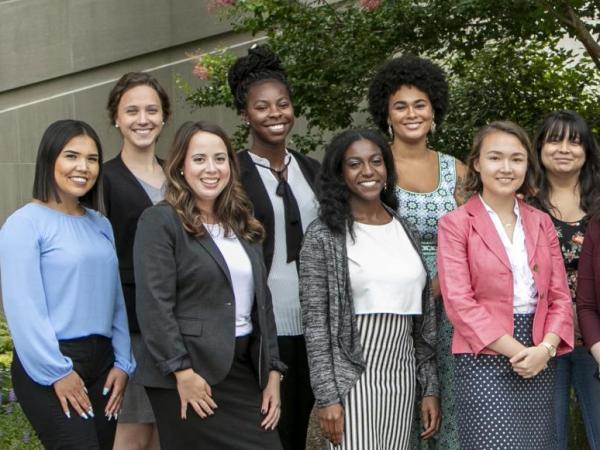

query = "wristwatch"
[[539, 341, 557, 358]]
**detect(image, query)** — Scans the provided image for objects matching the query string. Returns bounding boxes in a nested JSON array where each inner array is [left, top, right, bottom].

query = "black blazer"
[[238, 149, 320, 273], [133, 203, 285, 390], [103, 154, 163, 332]]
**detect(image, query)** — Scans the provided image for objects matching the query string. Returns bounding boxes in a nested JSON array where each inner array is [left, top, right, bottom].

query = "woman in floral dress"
[[368, 55, 468, 449]]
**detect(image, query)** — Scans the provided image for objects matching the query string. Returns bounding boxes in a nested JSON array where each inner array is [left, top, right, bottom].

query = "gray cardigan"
[[299, 209, 438, 407]]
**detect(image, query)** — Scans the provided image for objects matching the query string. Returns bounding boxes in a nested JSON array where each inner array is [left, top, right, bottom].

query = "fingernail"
[[81, 412, 89, 419], [261, 408, 266, 414], [83, 387, 88, 393], [65, 411, 71, 419], [106, 413, 112, 421], [88, 408, 94, 418], [102, 387, 109, 396], [115, 413, 118, 421]]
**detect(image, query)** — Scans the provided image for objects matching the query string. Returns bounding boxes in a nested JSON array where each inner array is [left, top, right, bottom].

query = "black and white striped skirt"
[[454, 314, 557, 450], [332, 313, 416, 450]]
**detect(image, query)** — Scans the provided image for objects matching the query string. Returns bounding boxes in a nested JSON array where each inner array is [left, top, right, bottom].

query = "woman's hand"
[[319, 403, 344, 446], [174, 368, 217, 419], [510, 346, 549, 378], [53, 371, 93, 419], [260, 370, 282, 430], [431, 276, 441, 299], [420, 395, 441, 439], [103, 367, 128, 420]]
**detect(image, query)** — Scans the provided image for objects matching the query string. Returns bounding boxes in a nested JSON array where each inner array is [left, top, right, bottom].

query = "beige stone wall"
[[0, 0, 264, 223]]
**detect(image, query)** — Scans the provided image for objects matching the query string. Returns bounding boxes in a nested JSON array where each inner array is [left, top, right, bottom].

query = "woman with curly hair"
[[299, 128, 438, 449], [368, 54, 465, 448], [133, 121, 285, 449], [531, 111, 600, 450], [227, 45, 320, 450]]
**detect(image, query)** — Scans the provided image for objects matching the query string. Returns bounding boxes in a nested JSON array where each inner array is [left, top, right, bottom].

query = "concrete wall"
[[0, 0, 265, 223]]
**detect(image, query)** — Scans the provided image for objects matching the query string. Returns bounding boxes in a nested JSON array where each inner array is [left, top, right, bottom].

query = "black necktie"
[[253, 156, 303, 264]]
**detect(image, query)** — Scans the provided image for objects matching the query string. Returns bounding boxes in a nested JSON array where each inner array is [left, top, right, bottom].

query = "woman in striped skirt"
[[437, 121, 574, 449], [299, 129, 439, 449]]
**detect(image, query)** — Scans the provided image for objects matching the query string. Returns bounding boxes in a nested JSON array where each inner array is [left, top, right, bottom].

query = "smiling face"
[[53, 135, 100, 205], [115, 85, 164, 151], [540, 133, 586, 178], [387, 85, 434, 143], [182, 131, 231, 214], [243, 80, 294, 149], [342, 139, 387, 206], [474, 131, 528, 201]]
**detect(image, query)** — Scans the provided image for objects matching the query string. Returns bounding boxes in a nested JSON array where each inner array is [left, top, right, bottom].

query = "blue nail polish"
[[102, 387, 109, 396], [65, 411, 71, 419], [81, 412, 89, 419], [88, 409, 95, 418]]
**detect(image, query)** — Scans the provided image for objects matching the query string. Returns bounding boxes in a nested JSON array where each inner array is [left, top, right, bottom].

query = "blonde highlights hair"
[[164, 121, 264, 242]]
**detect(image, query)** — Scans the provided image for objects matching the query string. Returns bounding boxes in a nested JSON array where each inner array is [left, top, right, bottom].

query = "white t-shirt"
[[346, 218, 426, 315]]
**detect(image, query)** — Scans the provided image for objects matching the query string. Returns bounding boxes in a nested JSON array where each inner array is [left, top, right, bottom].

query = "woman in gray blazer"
[[299, 129, 439, 449], [133, 121, 285, 450]]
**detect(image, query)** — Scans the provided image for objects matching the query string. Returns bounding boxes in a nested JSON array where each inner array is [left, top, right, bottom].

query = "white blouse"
[[206, 224, 255, 336], [480, 196, 538, 314], [346, 218, 426, 315]]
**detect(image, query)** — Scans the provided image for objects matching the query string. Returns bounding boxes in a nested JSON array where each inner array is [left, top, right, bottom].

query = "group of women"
[[1, 43, 600, 450]]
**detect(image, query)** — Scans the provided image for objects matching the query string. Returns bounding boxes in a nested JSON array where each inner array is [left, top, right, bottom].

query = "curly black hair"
[[318, 128, 398, 238], [227, 45, 291, 112], [367, 55, 449, 137], [533, 110, 600, 219]]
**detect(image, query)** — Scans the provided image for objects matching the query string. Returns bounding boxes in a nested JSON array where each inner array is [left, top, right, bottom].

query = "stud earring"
[[179, 169, 184, 176], [115, 123, 119, 128], [162, 121, 165, 125]]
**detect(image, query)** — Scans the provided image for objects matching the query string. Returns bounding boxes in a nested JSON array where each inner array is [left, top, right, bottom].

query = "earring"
[[162, 121, 165, 125], [115, 123, 119, 128], [179, 169, 184, 176], [430, 115, 436, 135], [245, 120, 250, 126], [388, 122, 393, 139]]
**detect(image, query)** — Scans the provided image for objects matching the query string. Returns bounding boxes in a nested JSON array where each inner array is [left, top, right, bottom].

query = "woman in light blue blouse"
[[0, 119, 135, 450]]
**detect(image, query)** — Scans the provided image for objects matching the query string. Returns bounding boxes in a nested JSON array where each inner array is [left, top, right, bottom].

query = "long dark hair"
[[163, 121, 264, 241], [533, 110, 600, 218], [32, 119, 105, 212], [318, 128, 398, 237]]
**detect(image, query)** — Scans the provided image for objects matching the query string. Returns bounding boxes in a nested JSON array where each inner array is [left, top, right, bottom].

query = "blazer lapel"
[[519, 200, 541, 265], [197, 233, 233, 288], [466, 196, 512, 270]]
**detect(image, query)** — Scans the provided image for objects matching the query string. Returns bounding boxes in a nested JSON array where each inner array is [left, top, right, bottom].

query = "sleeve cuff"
[[114, 358, 137, 377], [270, 359, 287, 375], [156, 354, 192, 375]]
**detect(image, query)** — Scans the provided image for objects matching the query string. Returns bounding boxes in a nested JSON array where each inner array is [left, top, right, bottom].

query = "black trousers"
[[11, 335, 116, 450], [277, 335, 315, 450]]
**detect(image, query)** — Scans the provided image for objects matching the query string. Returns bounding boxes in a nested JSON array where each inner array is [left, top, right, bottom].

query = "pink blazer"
[[437, 196, 574, 356]]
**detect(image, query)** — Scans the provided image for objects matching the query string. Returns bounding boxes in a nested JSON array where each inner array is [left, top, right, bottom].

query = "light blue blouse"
[[0, 203, 135, 385]]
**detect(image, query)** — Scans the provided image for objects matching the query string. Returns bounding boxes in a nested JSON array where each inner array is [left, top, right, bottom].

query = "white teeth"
[[134, 129, 152, 135], [360, 181, 377, 187], [70, 177, 87, 184], [201, 179, 218, 186], [268, 124, 285, 132], [404, 123, 422, 130]]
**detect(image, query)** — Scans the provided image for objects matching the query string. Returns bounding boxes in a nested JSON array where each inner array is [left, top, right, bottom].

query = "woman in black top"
[[103, 72, 171, 450], [228, 45, 320, 450]]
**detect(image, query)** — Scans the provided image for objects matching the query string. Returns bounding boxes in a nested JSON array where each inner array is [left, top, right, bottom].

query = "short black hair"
[[368, 54, 449, 136], [227, 45, 291, 113], [32, 119, 105, 212], [318, 128, 398, 237], [533, 110, 600, 218]]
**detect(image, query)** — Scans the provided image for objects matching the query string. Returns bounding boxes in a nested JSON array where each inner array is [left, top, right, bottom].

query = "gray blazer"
[[299, 208, 438, 407], [133, 202, 285, 390]]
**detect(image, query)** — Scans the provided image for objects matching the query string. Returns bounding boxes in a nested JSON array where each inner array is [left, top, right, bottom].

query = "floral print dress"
[[396, 152, 459, 450]]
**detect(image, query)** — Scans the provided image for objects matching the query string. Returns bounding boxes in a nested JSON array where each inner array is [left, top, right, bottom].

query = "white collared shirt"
[[248, 150, 318, 335], [480, 196, 538, 314]]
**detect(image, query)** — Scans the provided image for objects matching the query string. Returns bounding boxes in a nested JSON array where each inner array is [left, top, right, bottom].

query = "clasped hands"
[[509, 345, 551, 379]]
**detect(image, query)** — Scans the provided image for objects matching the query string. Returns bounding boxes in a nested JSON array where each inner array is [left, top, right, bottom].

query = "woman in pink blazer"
[[437, 121, 573, 450]]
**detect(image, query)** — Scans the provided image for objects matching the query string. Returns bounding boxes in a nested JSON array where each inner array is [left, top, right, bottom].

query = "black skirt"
[[146, 336, 282, 450], [454, 314, 557, 450]]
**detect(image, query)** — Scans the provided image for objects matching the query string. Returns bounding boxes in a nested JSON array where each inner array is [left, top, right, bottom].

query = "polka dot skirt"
[[454, 314, 557, 450]]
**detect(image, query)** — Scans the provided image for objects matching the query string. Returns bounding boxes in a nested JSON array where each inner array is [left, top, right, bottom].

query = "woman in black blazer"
[[228, 44, 320, 450], [103, 72, 171, 450], [133, 121, 285, 450]]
